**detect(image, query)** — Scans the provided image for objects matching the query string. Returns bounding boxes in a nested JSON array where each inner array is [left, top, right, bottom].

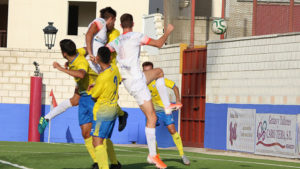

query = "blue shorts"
[[78, 95, 94, 126], [90, 106, 117, 138], [91, 118, 116, 139], [156, 111, 175, 126]]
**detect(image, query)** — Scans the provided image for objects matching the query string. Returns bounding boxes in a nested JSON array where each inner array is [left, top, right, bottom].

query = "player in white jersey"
[[107, 13, 182, 169], [85, 7, 116, 74]]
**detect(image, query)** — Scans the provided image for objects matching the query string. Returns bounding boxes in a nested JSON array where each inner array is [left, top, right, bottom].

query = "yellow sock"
[[117, 105, 124, 116], [84, 137, 96, 163], [172, 132, 184, 156], [95, 144, 109, 169], [156, 141, 159, 155], [105, 139, 118, 165]]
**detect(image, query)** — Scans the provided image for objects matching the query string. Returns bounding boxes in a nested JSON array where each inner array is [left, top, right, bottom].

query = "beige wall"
[[207, 33, 300, 105], [0, 44, 181, 108], [7, 0, 149, 50], [8, 0, 72, 49]]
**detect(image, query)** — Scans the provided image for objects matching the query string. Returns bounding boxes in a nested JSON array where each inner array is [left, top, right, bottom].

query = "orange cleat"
[[147, 154, 167, 169], [165, 103, 183, 114]]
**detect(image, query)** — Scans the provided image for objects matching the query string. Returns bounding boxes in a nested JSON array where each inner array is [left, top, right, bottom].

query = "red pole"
[[252, 0, 257, 36], [190, 0, 195, 48], [28, 76, 42, 142], [289, 0, 294, 32], [221, 0, 226, 39]]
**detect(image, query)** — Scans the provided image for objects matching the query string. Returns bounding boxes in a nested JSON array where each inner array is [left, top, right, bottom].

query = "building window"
[[68, 1, 96, 35], [0, 0, 8, 47], [195, 0, 212, 17], [149, 0, 164, 14]]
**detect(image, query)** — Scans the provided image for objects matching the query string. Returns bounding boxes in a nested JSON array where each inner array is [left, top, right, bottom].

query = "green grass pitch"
[[0, 141, 300, 169]]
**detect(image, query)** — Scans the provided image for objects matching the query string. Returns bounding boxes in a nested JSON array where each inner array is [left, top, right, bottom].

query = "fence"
[[224, 0, 300, 38]]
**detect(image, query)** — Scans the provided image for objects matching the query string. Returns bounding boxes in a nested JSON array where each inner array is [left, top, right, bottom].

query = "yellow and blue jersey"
[[77, 47, 87, 56], [89, 64, 121, 119], [68, 54, 98, 95], [107, 28, 120, 66], [148, 78, 175, 112]]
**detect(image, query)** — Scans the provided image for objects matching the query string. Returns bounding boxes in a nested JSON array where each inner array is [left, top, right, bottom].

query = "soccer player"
[[143, 61, 190, 165], [85, 6, 128, 130], [89, 47, 121, 169], [51, 39, 98, 169], [85, 6, 115, 72], [107, 13, 181, 169]]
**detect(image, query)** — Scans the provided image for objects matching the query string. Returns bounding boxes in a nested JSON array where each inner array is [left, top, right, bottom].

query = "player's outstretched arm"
[[53, 62, 86, 79], [85, 23, 99, 60], [148, 24, 174, 48], [173, 85, 182, 105]]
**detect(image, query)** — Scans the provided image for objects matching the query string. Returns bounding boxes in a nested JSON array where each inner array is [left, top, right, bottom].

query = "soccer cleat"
[[110, 161, 121, 169], [181, 155, 190, 165], [156, 120, 160, 127], [92, 163, 99, 169], [38, 116, 48, 134], [147, 154, 160, 164], [165, 103, 183, 115], [147, 154, 167, 169], [118, 111, 128, 131]]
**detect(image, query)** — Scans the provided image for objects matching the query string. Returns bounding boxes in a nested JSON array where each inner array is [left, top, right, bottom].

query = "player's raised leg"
[[144, 68, 182, 114], [38, 90, 79, 134]]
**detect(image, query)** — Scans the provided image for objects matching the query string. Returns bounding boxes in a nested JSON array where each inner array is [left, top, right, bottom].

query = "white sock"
[[45, 99, 72, 120], [145, 127, 157, 156], [155, 78, 171, 108]]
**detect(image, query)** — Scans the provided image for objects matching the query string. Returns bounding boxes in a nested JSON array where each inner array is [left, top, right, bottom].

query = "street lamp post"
[[43, 22, 58, 50]]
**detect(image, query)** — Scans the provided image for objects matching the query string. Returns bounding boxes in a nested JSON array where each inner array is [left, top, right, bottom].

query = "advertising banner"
[[226, 108, 256, 153], [255, 114, 296, 158]]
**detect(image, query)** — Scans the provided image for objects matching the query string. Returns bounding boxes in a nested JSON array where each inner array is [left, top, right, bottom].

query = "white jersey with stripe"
[[86, 18, 107, 56], [85, 18, 107, 73], [107, 32, 150, 79]]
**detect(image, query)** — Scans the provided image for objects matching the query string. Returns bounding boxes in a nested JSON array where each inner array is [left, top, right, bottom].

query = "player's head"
[[97, 46, 111, 65], [59, 39, 77, 58], [142, 61, 153, 71], [120, 13, 134, 29], [100, 7, 116, 31]]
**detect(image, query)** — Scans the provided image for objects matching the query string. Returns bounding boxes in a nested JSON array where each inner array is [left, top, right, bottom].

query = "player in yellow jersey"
[[89, 47, 121, 169], [142, 61, 190, 166], [43, 39, 98, 168]]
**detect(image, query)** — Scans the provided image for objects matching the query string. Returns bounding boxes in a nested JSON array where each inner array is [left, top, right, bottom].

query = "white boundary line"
[[0, 160, 32, 169]]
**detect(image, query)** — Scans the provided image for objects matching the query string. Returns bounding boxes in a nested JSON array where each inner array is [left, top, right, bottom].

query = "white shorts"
[[122, 73, 151, 106], [86, 55, 101, 74]]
